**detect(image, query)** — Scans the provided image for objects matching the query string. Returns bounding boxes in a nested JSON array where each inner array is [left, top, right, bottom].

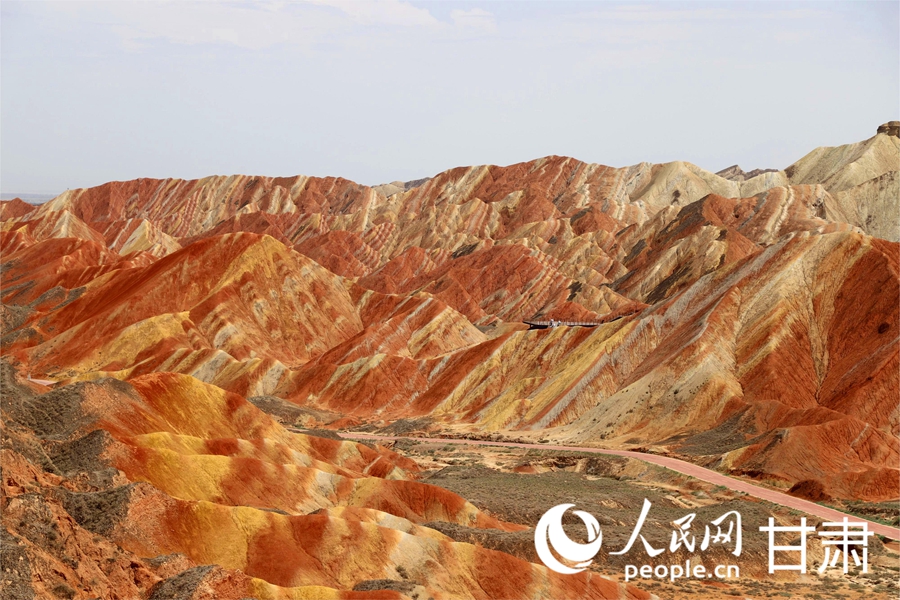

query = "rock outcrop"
[[877, 120, 900, 138]]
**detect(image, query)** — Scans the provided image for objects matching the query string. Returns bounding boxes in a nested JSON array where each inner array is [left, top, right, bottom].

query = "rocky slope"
[[2, 364, 647, 599], [2, 123, 897, 514]]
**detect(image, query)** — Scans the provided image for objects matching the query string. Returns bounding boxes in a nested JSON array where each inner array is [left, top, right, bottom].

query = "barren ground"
[[387, 439, 900, 600]]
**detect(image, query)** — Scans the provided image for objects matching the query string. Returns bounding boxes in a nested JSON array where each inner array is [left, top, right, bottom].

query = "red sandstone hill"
[[0, 198, 37, 220], [1, 125, 897, 518], [3, 367, 648, 599]]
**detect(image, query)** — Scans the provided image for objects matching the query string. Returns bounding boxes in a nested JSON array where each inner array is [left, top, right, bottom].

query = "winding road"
[[29, 373, 897, 539], [13, 387, 894, 540], [339, 432, 900, 540]]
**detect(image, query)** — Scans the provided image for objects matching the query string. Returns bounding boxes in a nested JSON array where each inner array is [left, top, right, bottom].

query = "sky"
[[1, 1, 898, 195]]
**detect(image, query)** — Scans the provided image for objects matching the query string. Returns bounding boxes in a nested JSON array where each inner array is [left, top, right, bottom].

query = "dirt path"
[[339, 432, 900, 540]]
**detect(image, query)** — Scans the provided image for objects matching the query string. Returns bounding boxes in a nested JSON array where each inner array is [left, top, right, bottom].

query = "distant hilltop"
[[0, 192, 58, 203], [714, 164, 780, 182]]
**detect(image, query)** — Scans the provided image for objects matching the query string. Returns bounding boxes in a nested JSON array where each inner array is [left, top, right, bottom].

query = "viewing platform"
[[524, 320, 601, 330]]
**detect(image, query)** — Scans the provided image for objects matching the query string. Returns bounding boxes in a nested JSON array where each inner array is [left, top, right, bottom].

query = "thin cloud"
[[588, 4, 830, 22], [451, 8, 497, 33], [309, 0, 438, 27], [39, 1, 441, 51]]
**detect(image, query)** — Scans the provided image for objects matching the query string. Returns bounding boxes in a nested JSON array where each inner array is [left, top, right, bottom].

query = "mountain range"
[[2, 122, 898, 599]]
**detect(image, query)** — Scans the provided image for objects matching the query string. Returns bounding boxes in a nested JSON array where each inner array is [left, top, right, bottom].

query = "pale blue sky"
[[2, 1, 897, 194]]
